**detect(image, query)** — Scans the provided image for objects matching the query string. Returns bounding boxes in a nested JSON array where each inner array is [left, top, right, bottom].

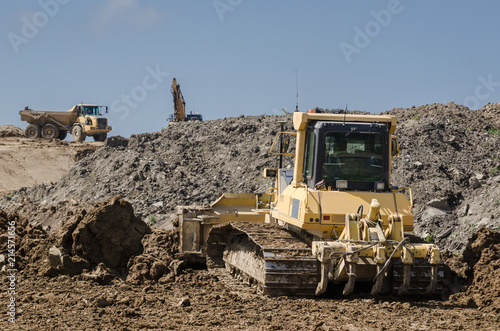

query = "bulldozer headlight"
[[375, 182, 385, 191], [336, 180, 348, 189]]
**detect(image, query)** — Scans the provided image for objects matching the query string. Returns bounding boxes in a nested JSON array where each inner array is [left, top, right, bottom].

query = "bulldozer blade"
[[392, 259, 445, 295], [371, 264, 386, 295], [398, 264, 412, 295], [342, 263, 357, 295], [426, 264, 439, 294], [315, 262, 329, 296]]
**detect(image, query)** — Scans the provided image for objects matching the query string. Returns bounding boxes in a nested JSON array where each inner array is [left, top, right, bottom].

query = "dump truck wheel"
[[25, 124, 41, 138], [58, 130, 68, 140], [93, 133, 107, 142], [41, 124, 59, 139], [72, 126, 86, 142]]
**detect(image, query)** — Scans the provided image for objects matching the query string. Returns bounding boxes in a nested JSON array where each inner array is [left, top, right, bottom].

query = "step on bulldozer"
[[178, 110, 442, 297]]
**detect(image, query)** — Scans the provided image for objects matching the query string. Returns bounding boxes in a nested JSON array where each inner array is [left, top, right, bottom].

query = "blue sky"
[[2, 0, 500, 138]]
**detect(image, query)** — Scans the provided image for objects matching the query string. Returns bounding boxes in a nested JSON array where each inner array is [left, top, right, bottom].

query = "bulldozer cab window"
[[322, 132, 384, 182], [304, 131, 315, 179]]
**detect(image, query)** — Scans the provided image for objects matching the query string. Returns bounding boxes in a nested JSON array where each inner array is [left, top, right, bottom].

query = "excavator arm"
[[171, 78, 185, 122]]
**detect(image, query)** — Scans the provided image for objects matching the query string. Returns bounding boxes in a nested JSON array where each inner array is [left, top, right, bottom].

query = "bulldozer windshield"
[[322, 132, 384, 182]]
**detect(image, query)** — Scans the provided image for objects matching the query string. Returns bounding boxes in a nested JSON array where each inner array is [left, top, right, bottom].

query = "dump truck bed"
[[19, 108, 76, 129]]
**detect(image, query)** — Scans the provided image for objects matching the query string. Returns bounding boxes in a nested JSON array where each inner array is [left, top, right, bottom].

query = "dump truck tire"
[[41, 124, 59, 139], [93, 133, 107, 142], [72, 126, 86, 142], [25, 124, 41, 138], [58, 130, 68, 140]]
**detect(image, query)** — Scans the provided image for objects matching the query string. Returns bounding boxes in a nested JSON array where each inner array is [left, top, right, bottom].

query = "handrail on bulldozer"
[[270, 132, 296, 157]]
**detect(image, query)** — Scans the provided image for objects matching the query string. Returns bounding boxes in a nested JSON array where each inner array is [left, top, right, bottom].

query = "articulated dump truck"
[[19, 104, 112, 142], [178, 110, 443, 297]]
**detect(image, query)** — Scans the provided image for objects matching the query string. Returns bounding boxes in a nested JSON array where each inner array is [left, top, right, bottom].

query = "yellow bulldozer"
[[178, 110, 442, 297]]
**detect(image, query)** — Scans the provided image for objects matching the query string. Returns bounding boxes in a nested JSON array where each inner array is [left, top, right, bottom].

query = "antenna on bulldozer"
[[295, 68, 299, 112], [343, 103, 348, 125]]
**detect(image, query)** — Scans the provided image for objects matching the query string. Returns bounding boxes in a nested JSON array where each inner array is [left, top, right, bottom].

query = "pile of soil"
[[0, 125, 23, 137], [387, 102, 500, 252], [450, 227, 500, 313]]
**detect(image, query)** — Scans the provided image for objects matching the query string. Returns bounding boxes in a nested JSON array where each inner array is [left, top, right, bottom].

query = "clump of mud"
[[450, 227, 500, 312], [126, 229, 183, 284]]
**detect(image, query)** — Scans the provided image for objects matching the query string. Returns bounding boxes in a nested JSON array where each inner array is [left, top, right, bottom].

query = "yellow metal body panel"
[[178, 193, 268, 261], [271, 185, 414, 239]]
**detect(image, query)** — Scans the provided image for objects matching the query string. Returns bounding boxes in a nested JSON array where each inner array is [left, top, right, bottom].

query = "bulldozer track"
[[207, 222, 320, 297]]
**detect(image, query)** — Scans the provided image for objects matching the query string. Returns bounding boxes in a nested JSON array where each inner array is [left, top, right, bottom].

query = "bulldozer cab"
[[303, 121, 390, 192]]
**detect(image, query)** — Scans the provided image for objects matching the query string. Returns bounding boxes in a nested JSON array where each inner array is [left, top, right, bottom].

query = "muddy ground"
[[1, 197, 500, 330], [1, 102, 500, 330]]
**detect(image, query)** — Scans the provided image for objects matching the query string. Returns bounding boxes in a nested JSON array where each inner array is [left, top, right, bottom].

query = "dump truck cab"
[[72, 104, 112, 142], [77, 105, 100, 116]]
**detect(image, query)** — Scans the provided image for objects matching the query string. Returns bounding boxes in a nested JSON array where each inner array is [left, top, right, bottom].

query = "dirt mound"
[[0, 125, 23, 137], [387, 103, 500, 252], [450, 227, 500, 312], [0, 136, 101, 196], [68, 196, 150, 271], [0, 115, 285, 231], [0, 209, 48, 272], [1, 195, 183, 290], [126, 229, 182, 284], [10, 196, 151, 281]]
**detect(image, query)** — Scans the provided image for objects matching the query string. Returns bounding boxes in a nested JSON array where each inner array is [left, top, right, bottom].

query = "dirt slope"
[[0, 134, 101, 196]]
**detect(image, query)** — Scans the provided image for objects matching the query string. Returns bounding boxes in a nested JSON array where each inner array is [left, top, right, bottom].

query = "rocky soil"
[[0, 102, 500, 329], [389, 102, 500, 252]]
